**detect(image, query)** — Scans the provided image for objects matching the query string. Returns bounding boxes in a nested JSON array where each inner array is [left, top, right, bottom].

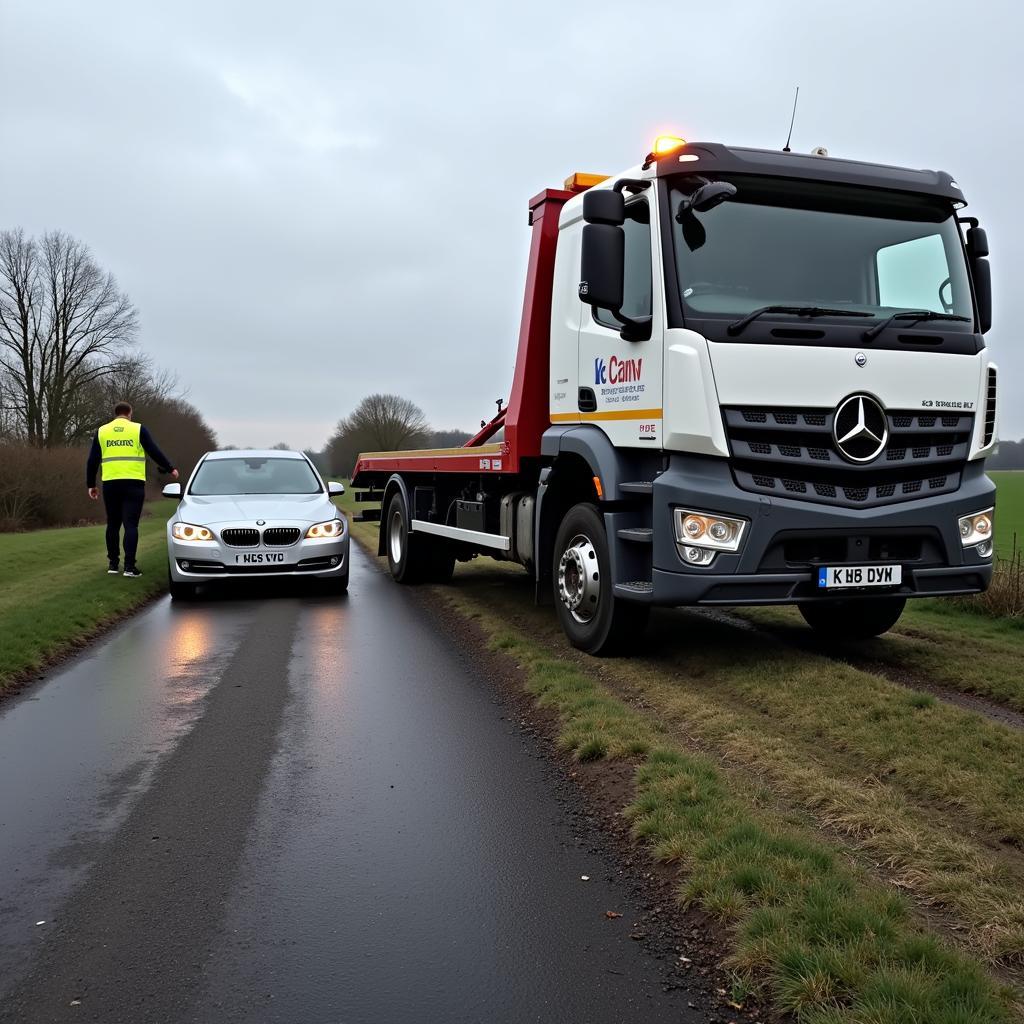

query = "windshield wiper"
[[727, 305, 872, 337], [862, 309, 970, 342]]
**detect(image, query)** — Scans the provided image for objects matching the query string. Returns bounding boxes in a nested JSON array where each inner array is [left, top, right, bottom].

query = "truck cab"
[[354, 137, 997, 655]]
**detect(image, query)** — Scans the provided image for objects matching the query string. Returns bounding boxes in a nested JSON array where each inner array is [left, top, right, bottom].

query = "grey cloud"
[[3, 0, 1019, 448]]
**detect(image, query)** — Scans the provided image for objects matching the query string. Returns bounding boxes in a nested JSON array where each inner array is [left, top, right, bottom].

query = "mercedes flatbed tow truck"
[[352, 135, 998, 654]]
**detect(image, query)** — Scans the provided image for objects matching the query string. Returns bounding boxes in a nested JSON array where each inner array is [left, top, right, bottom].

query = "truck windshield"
[[669, 175, 974, 328]]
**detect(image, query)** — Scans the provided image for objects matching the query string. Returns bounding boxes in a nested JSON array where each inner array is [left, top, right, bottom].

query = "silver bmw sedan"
[[163, 449, 349, 600]]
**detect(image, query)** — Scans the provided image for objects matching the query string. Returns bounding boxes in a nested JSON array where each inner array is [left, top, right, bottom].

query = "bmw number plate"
[[818, 565, 902, 590], [235, 552, 285, 565]]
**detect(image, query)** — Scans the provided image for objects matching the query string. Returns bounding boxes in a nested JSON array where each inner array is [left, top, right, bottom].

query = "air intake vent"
[[221, 528, 259, 547], [983, 367, 997, 446], [263, 527, 300, 546], [722, 404, 973, 508]]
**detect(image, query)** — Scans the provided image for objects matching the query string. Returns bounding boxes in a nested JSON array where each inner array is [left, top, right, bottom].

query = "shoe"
[[107, 565, 119, 575], [123, 567, 143, 578]]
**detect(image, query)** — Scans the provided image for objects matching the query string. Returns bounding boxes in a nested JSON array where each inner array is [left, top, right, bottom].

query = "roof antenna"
[[782, 86, 800, 153]]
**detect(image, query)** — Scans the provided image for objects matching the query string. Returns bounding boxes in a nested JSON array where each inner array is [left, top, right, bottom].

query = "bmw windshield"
[[189, 457, 322, 495], [669, 175, 975, 333]]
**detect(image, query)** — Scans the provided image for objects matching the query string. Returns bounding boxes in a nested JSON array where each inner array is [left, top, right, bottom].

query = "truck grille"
[[221, 528, 260, 546], [262, 527, 301, 546], [723, 406, 974, 508]]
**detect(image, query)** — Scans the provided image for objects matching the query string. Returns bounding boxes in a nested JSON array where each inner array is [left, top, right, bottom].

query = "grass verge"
[[0, 500, 174, 691], [460, 592, 1014, 1021], [344, 503, 1015, 1021]]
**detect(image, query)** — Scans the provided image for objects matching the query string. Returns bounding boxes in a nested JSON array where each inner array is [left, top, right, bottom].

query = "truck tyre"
[[552, 503, 649, 656], [799, 597, 906, 641], [385, 491, 428, 583]]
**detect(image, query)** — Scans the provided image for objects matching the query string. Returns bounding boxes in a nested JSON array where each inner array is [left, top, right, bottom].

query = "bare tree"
[[326, 393, 429, 476], [0, 229, 138, 446]]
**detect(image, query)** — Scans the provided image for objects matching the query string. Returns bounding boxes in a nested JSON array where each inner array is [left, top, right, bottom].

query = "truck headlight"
[[172, 522, 214, 541], [673, 509, 747, 565], [305, 519, 344, 539], [958, 509, 994, 557]]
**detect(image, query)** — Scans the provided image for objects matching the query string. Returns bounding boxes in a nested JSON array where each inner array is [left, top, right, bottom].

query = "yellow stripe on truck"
[[550, 408, 663, 423]]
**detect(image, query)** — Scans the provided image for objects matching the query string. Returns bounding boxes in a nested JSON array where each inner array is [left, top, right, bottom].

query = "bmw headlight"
[[305, 519, 344, 539], [958, 508, 994, 558], [172, 522, 214, 542]]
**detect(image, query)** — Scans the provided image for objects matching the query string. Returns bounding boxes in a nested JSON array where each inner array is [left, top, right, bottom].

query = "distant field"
[[991, 470, 1023, 559]]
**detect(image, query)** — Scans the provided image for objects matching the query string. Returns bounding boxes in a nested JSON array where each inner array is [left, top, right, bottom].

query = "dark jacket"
[[87, 424, 175, 488]]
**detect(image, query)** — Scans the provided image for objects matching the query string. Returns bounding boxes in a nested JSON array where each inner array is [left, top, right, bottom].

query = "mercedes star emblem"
[[833, 394, 888, 463]]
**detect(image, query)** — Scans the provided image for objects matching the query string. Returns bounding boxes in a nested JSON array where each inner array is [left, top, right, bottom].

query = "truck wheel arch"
[[540, 425, 628, 500]]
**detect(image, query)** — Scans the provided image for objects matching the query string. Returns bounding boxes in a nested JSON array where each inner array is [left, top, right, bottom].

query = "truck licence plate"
[[818, 565, 902, 590], [235, 552, 286, 565]]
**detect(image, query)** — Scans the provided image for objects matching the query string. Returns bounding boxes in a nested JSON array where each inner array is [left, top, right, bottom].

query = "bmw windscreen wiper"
[[726, 305, 872, 338], [862, 309, 971, 342]]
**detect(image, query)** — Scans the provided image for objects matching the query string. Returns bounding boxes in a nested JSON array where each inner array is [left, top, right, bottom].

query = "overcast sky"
[[3, 0, 1020, 448]]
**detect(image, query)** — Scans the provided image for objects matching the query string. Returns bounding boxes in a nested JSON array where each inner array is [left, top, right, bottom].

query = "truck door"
[[577, 194, 663, 447]]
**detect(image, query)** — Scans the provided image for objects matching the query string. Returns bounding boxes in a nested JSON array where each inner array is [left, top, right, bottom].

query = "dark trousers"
[[102, 480, 146, 568]]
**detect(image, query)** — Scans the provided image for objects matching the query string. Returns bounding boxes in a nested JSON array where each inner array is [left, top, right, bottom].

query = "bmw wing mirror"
[[328, 481, 345, 496], [162, 483, 182, 499]]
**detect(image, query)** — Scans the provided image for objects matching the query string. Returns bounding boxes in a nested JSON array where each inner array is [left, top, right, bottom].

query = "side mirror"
[[967, 225, 989, 259], [582, 188, 624, 226], [328, 481, 345, 496], [966, 225, 992, 333], [972, 256, 992, 334], [162, 483, 182, 499], [677, 181, 738, 215], [579, 224, 625, 312]]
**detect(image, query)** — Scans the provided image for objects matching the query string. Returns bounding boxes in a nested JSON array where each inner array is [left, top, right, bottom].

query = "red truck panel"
[[353, 188, 573, 482]]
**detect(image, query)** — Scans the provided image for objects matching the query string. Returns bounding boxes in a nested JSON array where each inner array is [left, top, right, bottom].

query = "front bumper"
[[167, 522, 349, 583], [607, 456, 995, 606]]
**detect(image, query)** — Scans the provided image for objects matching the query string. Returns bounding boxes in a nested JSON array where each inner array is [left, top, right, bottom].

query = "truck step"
[[353, 509, 382, 522], [620, 481, 654, 496], [615, 581, 653, 597], [617, 527, 653, 544], [354, 491, 383, 503]]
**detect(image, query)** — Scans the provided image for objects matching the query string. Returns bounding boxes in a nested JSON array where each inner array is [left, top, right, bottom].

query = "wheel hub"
[[388, 509, 404, 564], [557, 534, 600, 623]]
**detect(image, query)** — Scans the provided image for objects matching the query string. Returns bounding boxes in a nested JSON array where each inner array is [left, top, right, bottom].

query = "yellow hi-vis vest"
[[98, 419, 146, 482]]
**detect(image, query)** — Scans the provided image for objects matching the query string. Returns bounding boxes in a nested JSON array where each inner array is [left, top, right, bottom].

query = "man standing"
[[87, 402, 178, 578]]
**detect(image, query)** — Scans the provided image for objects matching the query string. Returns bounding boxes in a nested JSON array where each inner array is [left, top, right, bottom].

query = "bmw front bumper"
[[167, 520, 350, 584]]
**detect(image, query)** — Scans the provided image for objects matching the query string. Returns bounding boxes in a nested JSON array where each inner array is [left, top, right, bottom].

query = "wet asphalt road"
[[0, 547, 705, 1023]]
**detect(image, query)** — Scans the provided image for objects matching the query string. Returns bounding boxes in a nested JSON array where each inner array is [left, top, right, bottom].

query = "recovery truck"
[[352, 135, 998, 654]]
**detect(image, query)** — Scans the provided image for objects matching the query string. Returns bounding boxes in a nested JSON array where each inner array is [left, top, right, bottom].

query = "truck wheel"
[[385, 491, 428, 583], [552, 503, 649, 656], [799, 597, 906, 641]]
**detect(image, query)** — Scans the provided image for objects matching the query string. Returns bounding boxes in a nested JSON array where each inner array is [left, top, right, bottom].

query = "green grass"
[[991, 471, 1024, 559], [0, 500, 175, 690], [465, 593, 1014, 1021]]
